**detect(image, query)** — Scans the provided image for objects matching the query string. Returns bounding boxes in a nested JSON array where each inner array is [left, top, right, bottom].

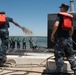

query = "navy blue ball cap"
[[0, 11, 5, 14], [59, 3, 69, 10]]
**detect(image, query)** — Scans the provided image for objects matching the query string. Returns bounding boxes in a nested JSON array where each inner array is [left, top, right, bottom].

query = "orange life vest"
[[59, 12, 73, 30], [0, 14, 6, 26]]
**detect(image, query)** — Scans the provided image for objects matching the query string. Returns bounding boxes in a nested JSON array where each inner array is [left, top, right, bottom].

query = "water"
[[9, 36, 47, 47]]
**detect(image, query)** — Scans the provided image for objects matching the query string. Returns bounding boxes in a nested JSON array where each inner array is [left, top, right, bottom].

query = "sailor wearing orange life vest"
[[0, 11, 32, 67], [51, 3, 76, 74]]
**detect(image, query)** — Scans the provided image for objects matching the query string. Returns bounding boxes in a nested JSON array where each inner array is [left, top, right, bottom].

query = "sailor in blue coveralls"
[[0, 11, 29, 66], [51, 4, 76, 74]]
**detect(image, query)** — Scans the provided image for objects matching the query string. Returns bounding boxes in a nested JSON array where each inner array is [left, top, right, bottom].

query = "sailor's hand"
[[51, 35, 55, 42], [28, 30, 33, 34], [21, 26, 33, 34]]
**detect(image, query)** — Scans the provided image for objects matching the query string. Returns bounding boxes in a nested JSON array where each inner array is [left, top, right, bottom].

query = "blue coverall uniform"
[[54, 14, 76, 72], [0, 16, 13, 63]]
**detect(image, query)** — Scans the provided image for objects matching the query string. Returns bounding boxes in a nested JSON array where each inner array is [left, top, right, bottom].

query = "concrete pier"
[[0, 52, 75, 75], [0, 52, 52, 75]]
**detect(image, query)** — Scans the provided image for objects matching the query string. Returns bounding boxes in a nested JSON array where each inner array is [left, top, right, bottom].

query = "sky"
[[0, 0, 76, 36]]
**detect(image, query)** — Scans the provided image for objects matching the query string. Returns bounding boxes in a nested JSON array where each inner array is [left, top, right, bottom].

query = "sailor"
[[29, 37, 34, 48], [11, 37, 16, 49], [51, 3, 76, 74], [22, 37, 26, 49], [16, 38, 21, 49], [0, 11, 32, 66]]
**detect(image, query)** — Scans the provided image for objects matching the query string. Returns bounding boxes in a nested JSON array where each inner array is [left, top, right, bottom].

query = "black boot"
[[54, 72, 63, 75], [74, 70, 76, 75], [57, 72, 63, 75], [0, 59, 3, 67]]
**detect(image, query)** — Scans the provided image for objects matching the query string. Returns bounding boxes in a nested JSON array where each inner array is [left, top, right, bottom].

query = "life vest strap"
[[59, 12, 73, 18]]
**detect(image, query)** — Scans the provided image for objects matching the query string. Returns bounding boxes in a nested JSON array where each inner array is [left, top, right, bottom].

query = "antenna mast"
[[70, 0, 74, 12]]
